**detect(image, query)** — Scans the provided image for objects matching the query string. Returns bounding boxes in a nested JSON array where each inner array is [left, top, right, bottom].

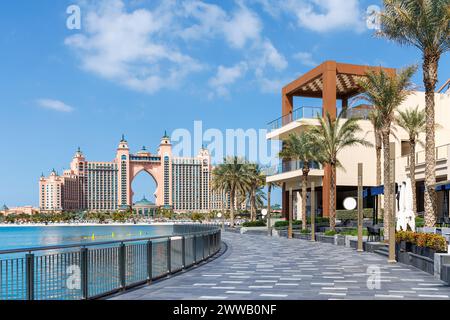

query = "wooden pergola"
[[280, 61, 395, 218]]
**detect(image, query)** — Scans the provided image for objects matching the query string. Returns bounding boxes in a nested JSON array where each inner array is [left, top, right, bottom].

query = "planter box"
[[294, 233, 312, 241], [335, 234, 346, 246], [316, 234, 335, 244], [411, 244, 437, 260]]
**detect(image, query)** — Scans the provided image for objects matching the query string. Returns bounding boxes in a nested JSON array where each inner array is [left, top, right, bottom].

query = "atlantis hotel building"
[[39, 134, 226, 214]]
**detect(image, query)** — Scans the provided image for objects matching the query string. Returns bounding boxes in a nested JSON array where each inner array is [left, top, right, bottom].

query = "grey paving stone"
[[109, 231, 450, 300]]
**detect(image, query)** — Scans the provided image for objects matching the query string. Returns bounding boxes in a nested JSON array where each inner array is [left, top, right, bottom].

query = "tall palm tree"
[[380, 0, 450, 227], [357, 66, 417, 239], [212, 157, 251, 227], [309, 112, 372, 231], [246, 163, 267, 221], [396, 106, 426, 215], [367, 108, 398, 220], [279, 131, 319, 230]]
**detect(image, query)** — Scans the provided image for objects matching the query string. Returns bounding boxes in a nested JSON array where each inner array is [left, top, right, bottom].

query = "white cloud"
[[258, 40, 288, 71], [223, 5, 262, 49], [209, 62, 248, 98], [293, 51, 318, 67], [181, 1, 262, 49], [283, 0, 365, 33], [65, 0, 203, 94], [37, 99, 74, 113], [65, 0, 288, 98]]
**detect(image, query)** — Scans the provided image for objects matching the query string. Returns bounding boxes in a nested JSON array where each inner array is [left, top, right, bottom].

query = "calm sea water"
[[0, 225, 175, 251]]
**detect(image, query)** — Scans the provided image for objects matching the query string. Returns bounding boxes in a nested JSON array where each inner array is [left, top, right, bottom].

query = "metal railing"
[[0, 225, 221, 300], [406, 144, 450, 166], [265, 160, 323, 177], [267, 106, 323, 131]]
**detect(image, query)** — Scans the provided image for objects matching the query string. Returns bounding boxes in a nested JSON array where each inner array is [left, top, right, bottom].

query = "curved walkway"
[[110, 232, 450, 300]]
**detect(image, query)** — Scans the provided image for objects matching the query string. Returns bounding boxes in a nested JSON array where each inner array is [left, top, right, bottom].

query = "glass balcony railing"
[[267, 107, 373, 132], [342, 108, 371, 120], [267, 106, 323, 131], [267, 160, 323, 176], [407, 144, 450, 166]]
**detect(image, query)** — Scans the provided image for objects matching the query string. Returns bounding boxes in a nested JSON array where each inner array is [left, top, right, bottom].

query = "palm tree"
[[279, 131, 319, 230], [396, 106, 426, 215], [212, 157, 251, 227], [309, 112, 372, 231], [357, 66, 417, 239], [367, 108, 398, 220], [379, 0, 450, 227], [246, 163, 267, 221]]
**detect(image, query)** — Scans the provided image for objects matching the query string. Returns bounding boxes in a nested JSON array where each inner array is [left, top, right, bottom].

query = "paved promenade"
[[110, 231, 450, 300]]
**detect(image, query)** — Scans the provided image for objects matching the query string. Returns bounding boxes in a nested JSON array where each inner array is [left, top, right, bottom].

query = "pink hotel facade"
[[39, 134, 228, 214]]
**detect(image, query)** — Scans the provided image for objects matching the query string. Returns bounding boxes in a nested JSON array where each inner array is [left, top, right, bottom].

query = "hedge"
[[242, 220, 266, 227], [336, 209, 373, 220]]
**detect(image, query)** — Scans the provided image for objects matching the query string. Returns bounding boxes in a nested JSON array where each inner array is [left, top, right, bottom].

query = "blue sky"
[[0, 0, 449, 207]]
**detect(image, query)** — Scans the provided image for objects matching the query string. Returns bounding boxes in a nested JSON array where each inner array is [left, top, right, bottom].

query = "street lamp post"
[[357, 163, 363, 252], [217, 212, 224, 230], [311, 181, 316, 242], [388, 143, 397, 263]]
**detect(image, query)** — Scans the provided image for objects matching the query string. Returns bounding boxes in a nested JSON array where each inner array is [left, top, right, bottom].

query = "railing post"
[[25, 253, 34, 301], [119, 243, 126, 290], [181, 236, 186, 269], [203, 234, 207, 260], [167, 237, 172, 274], [193, 235, 197, 264], [80, 247, 89, 299], [147, 240, 153, 283]]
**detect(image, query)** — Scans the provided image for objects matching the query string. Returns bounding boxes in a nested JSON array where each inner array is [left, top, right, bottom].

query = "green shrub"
[[415, 217, 424, 228], [300, 229, 311, 234], [242, 220, 266, 227], [336, 209, 373, 221], [339, 228, 368, 236], [324, 230, 337, 236]]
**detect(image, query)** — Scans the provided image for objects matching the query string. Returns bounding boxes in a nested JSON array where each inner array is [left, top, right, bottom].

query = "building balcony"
[[404, 144, 450, 181], [266, 106, 372, 141], [267, 106, 323, 131], [266, 160, 324, 184]]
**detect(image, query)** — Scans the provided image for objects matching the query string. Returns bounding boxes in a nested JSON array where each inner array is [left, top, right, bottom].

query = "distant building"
[[0, 205, 39, 216], [39, 134, 231, 213], [133, 196, 158, 217]]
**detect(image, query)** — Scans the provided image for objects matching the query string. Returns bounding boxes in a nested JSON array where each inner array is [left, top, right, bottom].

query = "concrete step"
[[373, 246, 389, 257]]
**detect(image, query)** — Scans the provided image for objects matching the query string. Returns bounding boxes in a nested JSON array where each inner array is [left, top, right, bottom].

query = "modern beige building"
[[266, 61, 450, 221]]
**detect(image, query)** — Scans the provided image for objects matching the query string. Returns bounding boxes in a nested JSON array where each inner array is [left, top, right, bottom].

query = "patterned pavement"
[[110, 231, 450, 300]]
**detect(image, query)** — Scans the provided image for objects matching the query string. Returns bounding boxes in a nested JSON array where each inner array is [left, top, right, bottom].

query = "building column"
[[296, 191, 302, 221], [321, 61, 337, 217], [282, 183, 287, 219]]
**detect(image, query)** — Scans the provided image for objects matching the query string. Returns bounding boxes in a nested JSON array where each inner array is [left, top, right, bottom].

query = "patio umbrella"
[[404, 178, 415, 231]]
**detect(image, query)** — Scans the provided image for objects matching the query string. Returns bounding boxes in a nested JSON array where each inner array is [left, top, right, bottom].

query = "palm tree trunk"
[[376, 142, 382, 220], [423, 54, 438, 227], [329, 164, 336, 231], [409, 140, 417, 216], [230, 188, 236, 228], [251, 189, 256, 221], [382, 132, 391, 240], [301, 168, 309, 231]]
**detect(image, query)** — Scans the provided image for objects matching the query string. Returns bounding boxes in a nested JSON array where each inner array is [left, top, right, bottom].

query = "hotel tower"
[[39, 133, 228, 213]]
